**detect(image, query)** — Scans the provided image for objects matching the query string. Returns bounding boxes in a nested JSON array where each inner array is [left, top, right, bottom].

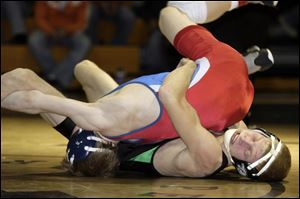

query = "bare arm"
[[229, 120, 248, 130], [1, 90, 107, 131], [158, 58, 222, 176]]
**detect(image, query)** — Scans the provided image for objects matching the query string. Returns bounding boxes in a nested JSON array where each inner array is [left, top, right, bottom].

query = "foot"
[[245, 45, 274, 72]]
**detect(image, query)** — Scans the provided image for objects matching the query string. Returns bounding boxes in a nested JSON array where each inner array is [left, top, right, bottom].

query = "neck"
[[216, 135, 233, 166]]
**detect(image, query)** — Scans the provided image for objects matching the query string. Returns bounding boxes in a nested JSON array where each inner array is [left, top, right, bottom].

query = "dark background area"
[[1, 1, 299, 124]]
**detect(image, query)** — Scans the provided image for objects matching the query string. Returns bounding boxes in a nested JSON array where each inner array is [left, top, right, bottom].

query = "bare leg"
[[160, 1, 276, 43], [166, 1, 278, 26], [74, 60, 119, 102], [1, 67, 160, 137], [205, 1, 232, 23], [159, 6, 274, 75], [159, 6, 195, 45], [167, 1, 231, 25], [1, 68, 66, 126]]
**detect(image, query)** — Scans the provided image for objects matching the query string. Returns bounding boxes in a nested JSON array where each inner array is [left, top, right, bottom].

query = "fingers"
[[177, 58, 195, 68], [74, 60, 99, 74]]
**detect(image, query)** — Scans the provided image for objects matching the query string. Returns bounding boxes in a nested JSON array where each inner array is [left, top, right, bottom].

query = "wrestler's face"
[[229, 129, 271, 163]]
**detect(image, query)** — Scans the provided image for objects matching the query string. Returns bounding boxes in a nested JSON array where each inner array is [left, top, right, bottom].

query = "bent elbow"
[[159, 85, 177, 104]]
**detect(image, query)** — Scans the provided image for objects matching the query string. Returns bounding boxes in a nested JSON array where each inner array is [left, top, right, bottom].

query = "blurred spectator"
[[268, 1, 299, 45], [85, 1, 135, 45], [1, 1, 33, 44], [28, 1, 91, 91]]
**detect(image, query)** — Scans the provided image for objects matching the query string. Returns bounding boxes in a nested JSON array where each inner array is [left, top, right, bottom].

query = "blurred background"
[[1, 1, 299, 125]]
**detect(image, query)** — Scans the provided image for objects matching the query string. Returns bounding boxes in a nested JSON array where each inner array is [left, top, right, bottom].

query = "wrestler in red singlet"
[[106, 25, 254, 144]]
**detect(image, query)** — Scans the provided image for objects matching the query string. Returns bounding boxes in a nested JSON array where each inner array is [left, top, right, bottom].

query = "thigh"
[[173, 25, 219, 61], [74, 60, 119, 102], [159, 6, 196, 45], [159, 2, 231, 45], [205, 1, 231, 23]]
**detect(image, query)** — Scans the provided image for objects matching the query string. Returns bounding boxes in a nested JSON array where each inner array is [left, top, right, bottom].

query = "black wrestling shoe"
[[254, 48, 274, 72], [245, 45, 274, 72]]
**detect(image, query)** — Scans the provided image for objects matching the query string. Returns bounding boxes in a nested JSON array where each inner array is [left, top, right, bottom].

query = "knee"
[[159, 7, 171, 28], [164, 2, 208, 24], [74, 60, 95, 78], [158, 6, 179, 31], [8, 68, 35, 79], [1, 68, 35, 85]]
